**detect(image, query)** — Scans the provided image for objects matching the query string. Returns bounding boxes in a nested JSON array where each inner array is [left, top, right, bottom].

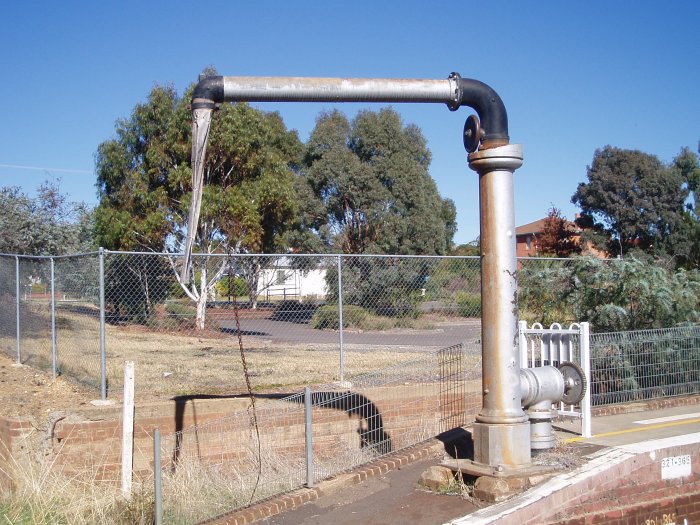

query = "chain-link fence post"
[[337, 255, 344, 384], [50, 256, 57, 379], [14, 255, 20, 364], [99, 248, 107, 400], [304, 386, 314, 487]]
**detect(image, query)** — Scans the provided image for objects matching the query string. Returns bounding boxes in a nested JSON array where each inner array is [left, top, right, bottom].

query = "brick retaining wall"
[[0, 383, 480, 488], [460, 433, 700, 525]]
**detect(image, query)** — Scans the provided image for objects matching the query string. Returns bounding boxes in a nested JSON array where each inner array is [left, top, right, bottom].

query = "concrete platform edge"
[[447, 432, 700, 525]]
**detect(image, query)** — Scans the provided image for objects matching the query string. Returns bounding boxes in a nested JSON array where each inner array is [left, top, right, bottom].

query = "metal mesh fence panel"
[[590, 326, 700, 406], [157, 396, 307, 525], [156, 344, 481, 523], [3, 250, 699, 412], [81, 252, 487, 398], [332, 255, 482, 385]]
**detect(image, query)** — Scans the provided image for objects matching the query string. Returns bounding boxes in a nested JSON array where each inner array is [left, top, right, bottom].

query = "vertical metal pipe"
[[469, 145, 526, 425], [469, 144, 530, 468], [304, 386, 314, 487], [154, 428, 163, 525], [15, 256, 20, 364], [50, 257, 57, 380], [99, 248, 107, 400], [337, 256, 344, 384]]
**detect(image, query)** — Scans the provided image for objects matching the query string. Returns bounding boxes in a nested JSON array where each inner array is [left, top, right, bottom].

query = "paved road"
[[218, 318, 482, 348]]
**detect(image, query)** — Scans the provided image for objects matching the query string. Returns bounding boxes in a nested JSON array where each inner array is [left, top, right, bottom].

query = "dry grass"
[[0, 431, 155, 525], [2, 306, 444, 400]]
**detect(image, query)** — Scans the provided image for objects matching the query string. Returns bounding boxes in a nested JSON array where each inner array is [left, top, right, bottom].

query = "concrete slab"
[[556, 404, 700, 447]]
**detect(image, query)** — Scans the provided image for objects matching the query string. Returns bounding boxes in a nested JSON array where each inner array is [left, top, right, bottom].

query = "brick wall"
[[0, 383, 481, 487], [463, 435, 700, 525]]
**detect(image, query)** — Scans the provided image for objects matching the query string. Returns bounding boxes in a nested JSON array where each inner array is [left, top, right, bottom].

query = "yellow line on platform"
[[564, 417, 700, 443]]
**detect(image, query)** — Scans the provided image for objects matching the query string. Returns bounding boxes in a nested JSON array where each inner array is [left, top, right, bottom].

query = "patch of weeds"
[[532, 440, 586, 470]]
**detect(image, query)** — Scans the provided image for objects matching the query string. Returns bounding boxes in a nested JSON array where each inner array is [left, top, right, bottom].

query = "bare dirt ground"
[[0, 352, 94, 426]]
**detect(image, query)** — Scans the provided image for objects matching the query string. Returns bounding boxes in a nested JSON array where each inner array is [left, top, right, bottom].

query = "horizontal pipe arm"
[[222, 76, 455, 104], [192, 72, 509, 148]]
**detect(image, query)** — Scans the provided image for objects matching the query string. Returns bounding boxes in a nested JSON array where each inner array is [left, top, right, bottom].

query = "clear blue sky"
[[1, 1, 698, 245]]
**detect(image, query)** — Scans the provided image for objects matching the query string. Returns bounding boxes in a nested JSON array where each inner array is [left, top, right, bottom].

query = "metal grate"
[[154, 345, 482, 523], [590, 326, 700, 406], [438, 343, 470, 432]]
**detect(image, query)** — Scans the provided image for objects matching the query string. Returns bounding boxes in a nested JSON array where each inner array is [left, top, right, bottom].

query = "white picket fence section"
[[518, 320, 592, 438]]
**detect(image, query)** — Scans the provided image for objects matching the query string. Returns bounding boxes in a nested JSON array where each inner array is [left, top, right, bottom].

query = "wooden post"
[[121, 361, 135, 499]]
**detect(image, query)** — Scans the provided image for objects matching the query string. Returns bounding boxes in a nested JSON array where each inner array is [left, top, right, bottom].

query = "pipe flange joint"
[[447, 72, 462, 112], [191, 98, 217, 110]]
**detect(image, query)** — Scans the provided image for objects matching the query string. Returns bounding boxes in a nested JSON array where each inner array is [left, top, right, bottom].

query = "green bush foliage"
[[455, 291, 481, 317], [517, 256, 700, 331], [310, 304, 368, 330], [215, 275, 247, 299], [165, 301, 196, 318]]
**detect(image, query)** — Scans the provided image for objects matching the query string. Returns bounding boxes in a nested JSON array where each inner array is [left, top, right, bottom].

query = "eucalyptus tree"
[[572, 146, 688, 258], [94, 83, 302, 328], [300, 108, 456, 317]]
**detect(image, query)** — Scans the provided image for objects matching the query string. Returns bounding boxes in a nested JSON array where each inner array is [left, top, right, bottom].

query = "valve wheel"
[[463, 114, 482, 153], [558, 361, 587, 405]]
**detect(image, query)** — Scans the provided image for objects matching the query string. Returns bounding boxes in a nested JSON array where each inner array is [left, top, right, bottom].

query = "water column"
[[469, 144, 529, 468], [186, 72, 532, 469]]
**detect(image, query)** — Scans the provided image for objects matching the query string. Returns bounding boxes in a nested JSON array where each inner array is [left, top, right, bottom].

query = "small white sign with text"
[[661, 454, 691, 480]]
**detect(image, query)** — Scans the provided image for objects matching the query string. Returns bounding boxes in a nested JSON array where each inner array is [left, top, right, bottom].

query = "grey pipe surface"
[[470, 145, 526, 426], [192, 72, 509, 148], [223, 76, 455, 104]]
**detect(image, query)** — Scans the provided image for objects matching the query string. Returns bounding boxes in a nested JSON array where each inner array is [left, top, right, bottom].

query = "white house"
[[256, 257, 328, 300]]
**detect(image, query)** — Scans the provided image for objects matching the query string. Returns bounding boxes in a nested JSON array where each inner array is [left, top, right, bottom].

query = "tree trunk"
[[195, 265, 208, 330]]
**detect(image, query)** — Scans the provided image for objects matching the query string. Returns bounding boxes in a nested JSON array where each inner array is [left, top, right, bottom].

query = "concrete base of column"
[[472, 421, 531, 468]]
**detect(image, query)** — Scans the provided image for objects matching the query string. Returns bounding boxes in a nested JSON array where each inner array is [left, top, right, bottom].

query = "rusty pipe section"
[[192, 73, 509, 149]]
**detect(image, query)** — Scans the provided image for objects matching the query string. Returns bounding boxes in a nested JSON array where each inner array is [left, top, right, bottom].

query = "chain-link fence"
[[0, 253, 102, 391], [1, 250, 489, 399], [3, 251, 699, 410], [153, 343, 480, 524]]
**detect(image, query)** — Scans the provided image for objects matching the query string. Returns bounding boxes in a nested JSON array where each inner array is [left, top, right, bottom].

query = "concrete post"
[[468, 144, 530, 468]]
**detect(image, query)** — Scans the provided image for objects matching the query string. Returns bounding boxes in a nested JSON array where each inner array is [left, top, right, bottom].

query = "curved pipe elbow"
[[192, 75, 224, 109], [452, 75, 510, 148]]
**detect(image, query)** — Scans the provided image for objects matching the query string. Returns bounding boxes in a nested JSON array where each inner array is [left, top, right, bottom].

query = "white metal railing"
[[518, 321, 592, 438]]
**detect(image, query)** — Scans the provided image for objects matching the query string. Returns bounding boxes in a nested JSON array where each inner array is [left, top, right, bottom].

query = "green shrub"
[[169, 280, 187, 299], [216, 275, 247, 298], [310, 304, 368, 329], [165, 301, 196, 318], [455, 291, 481, 317]]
